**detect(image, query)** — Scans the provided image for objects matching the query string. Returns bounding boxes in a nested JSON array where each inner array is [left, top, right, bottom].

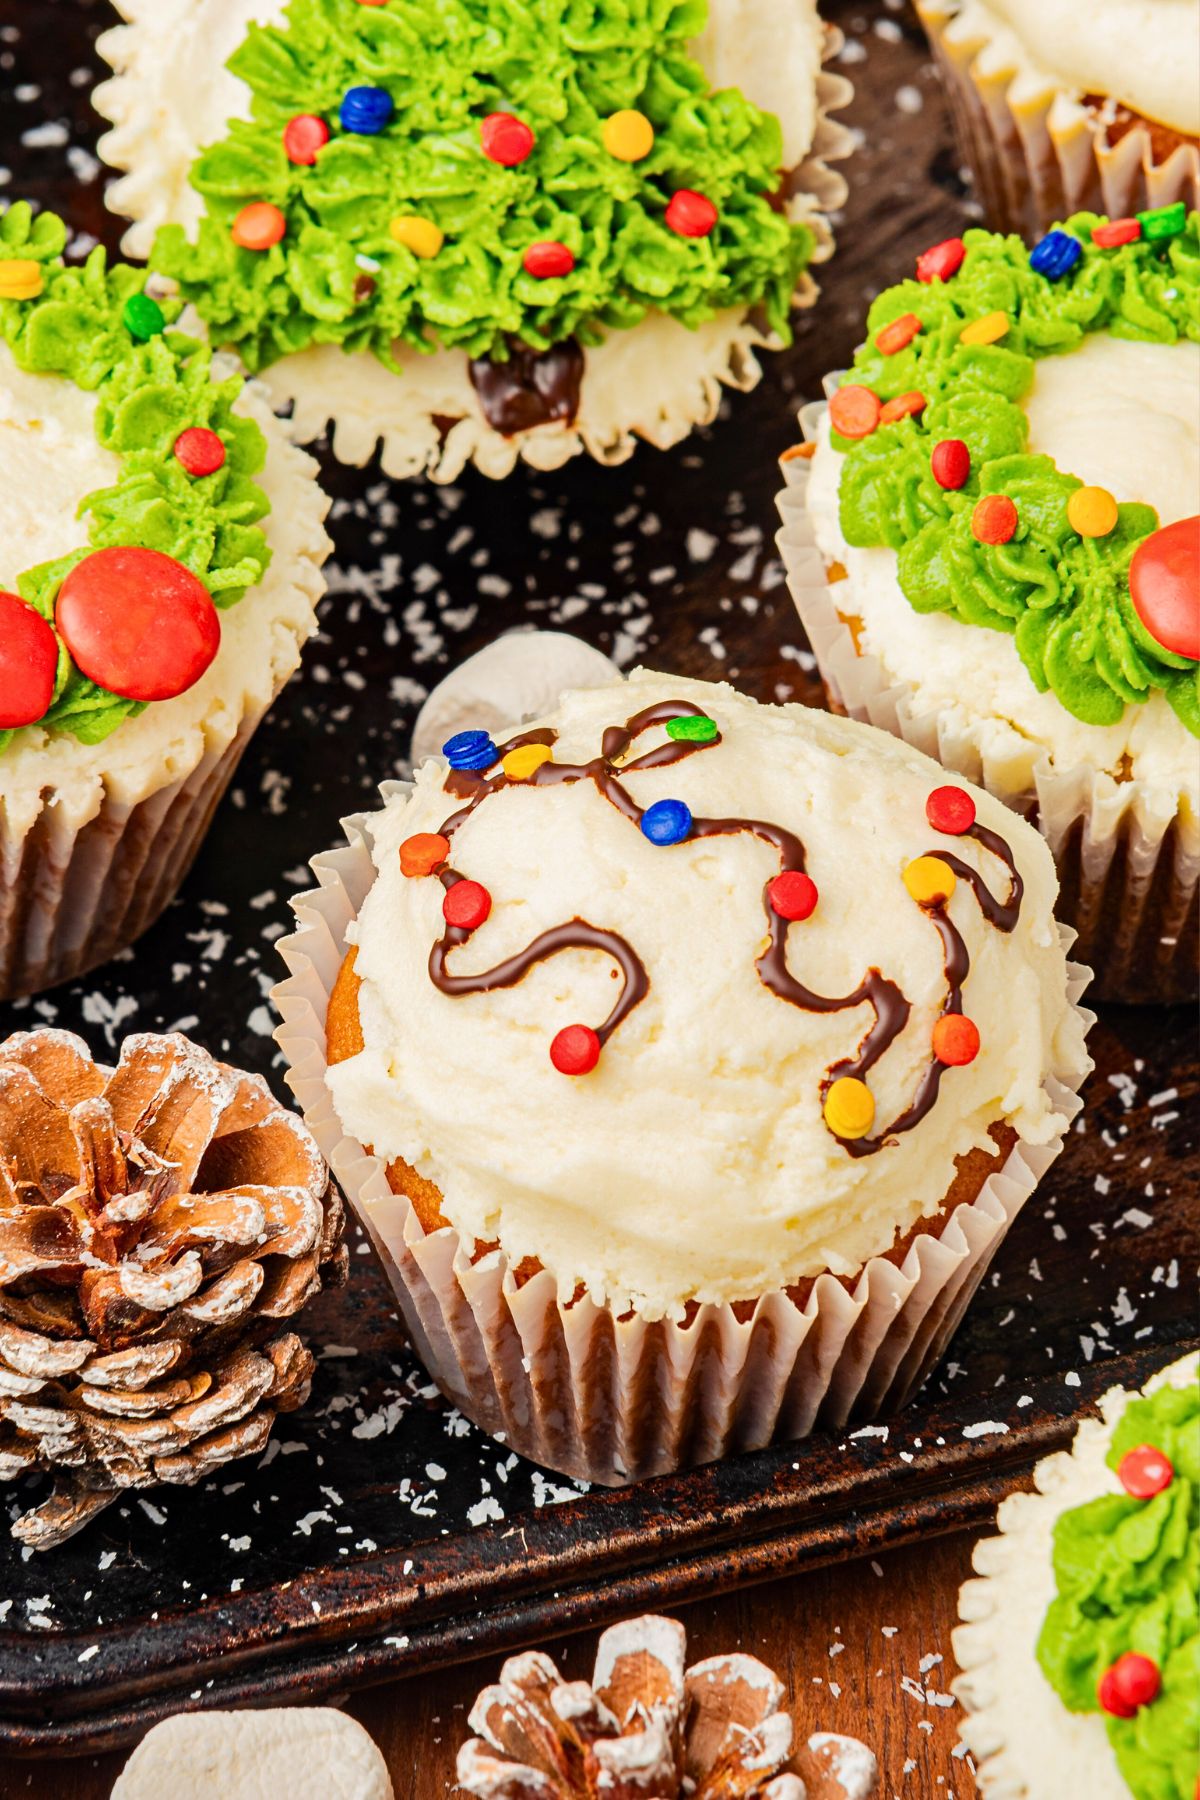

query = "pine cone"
[[0, 1029, 346, 1550], [457, 1615, 878, 1800]]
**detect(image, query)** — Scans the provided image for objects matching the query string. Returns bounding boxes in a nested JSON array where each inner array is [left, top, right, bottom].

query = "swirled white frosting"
[[327, 671, 1087, 1319]]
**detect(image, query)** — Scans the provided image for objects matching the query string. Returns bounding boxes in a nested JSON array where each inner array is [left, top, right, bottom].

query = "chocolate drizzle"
[[424, 701, 1024, 1156], [468, 339, 584, 436]]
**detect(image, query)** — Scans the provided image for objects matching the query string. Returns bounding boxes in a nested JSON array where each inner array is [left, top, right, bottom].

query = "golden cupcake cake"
[[275, 670, 1092, 1485]]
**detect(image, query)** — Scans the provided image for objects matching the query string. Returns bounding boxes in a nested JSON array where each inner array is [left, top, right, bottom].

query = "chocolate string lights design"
[[398, 701, 1023, 1153]]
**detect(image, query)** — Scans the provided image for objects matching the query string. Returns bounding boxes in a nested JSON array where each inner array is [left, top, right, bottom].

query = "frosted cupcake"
[[954, 1351, 1198, 1798], [915, 0, 1199, 238], [274, 670, 1091, 1484], [93, 0, 852, 482], [0, 202, 329, 997], [778, 209, 1199, 1003]]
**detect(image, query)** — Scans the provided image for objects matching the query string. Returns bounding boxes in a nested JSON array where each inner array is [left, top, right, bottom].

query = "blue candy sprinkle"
[[1029, 230, 1082, 282], [443, 729, 498, 772], [640, 798, 693, 846], [340, 86, 395, 135]]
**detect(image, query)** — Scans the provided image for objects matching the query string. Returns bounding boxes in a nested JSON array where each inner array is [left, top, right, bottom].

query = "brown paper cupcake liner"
[[775, 400, 1200, 1005], [271, 786, 1091, 1487], [916, 0, 1199, 238]]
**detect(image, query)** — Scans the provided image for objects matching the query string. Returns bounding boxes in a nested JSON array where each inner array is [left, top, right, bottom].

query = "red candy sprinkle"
[[0, 590, 58, 729], [174, 427, 226, 478], [916, 237, 966, 284], [442, 879, 491, 931], [550, 1024, 601, 1076], [875, 312, 922, 356], [926, 785, 976, 834], [768, 870, 819, 921], [931, 438, 971, 490], [1129, 515, 1200, 660], [55, 548, 219, 703], [1118, 1443, 1174, 1498], [829, 384, 881, 440], [1099, 1654, 1161, 1719], [1092, 217, 1141, 248], [932, 1014, 980, 1066], [480, 112, 535, 167], [399, 832, 450, 878], [282, 113, 330, 165], [665, 190, 718, 238], [879, 391, 926, 424], [973, 493, 1018, 545], [523, 241, 575, 279]]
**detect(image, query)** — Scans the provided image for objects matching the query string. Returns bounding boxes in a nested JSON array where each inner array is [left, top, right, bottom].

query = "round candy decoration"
[[0, 590, 59, 729], [874, 312, 922, 357], [122, 292, 165, 342], [1128, 515, 1200, 661], [0, 259, 43, 301], [389, 215, 444, 259], [399, 832, 450, 877], [481, 112, 535, 167], [972, 493, 1018, 546], [55, 547, 220, 704], [959, 310, 1008, 347], [443, 728, 499, 772], [339, 86, 394, 135], [640, 798, 692, 846], [916, 237, 965, 284], [1117, 1442, 1174, 1499], [665, 715, 718, 743], [903, 855, 956, 907], [829, 384, 881, 441], [550, 1023, 601, 1076], [879, 391, 925, 425], [502, 743, 552, 781], [283, 113, 330, 165], [931, 439, 970, 491], [931, 1013, 979, 1066], [926, 785, 976, 835], [603, 110, 654, 163], [1029, 229, 1083, 282], [768, 871, 818, 921], [174, 426, 226, 478], [523, 242, 575, 279], [665, 190, 717, 238], [1098, 1653, 1161, 1719], [1067, 485, 1118, 539], [442, 879, 491, 931], [824, 1075, 874, 1140], [1092, 217, 1141, 249], [231, 202, 286, 251]]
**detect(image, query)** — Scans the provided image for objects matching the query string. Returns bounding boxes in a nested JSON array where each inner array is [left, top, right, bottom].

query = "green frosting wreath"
[[0, 203, 272, 756], [1036, 1376, 1199, 1800], [831, 211, 1200, 737], [150, 0, 813, 373]]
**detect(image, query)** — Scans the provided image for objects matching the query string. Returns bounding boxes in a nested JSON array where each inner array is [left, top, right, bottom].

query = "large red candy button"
[[442, 879, 491, 931], [1117, 1442, 1174, 1498], [550, 1024, 601, 1075], [0, 591, 58, 728], [55, 548, 220, 703], [1129, 515, 1200, 660], [1098, 1653, 1161, 1718]]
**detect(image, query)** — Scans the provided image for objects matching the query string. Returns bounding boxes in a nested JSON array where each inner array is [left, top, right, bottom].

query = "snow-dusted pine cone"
[[457, 1615, 878, 1800], [0, 1029, 346, 1550]]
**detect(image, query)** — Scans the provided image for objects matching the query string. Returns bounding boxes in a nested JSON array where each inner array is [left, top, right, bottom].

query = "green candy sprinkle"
[[1139, 200, 1188, 242], [121, 292, 166, 342], [666, 715, 719, 743]]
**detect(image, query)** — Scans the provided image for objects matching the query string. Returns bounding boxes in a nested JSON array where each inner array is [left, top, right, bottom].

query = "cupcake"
[[0, 201, 330, 998], [953, 1350, 1198, 1798], [274, 669, 1091, 1485], [914, 0, 1199, 239], [777, 210, 1199, 1004], [93, 0, 853, 483]]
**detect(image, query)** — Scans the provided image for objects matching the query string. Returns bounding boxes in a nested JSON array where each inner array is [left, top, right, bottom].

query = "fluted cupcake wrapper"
[[271, 787, 1092, 1488], [776, 396, 1200, 1005], [915, 0, 1199, 240]]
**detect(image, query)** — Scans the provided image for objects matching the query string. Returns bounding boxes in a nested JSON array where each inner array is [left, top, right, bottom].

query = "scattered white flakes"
[[77, 1645, 100, 1664], [1112, 1288, 1137, 1324], [467, 1495, 506, 1527], [895, 84, 923, 113], [962, 1421, 1009, 1439], [425, 1463, 447, 1482], [1108, 1072, 1138, 1110], [1064, 1372, 1081, 1388], [838, 38, 867, 63], [1148, 1088, 1178, 1107], [874, 16, 903, 38], [871, 1561, 884, 1578], [687, 528, 718, 562], [919, 1653, 943, 1674], [384, 1636, 411, 1649], [881, 1626, 899, 1638], [849, 1424, 888, 1441], [247, 1003, 275, 1037], [1094, 1174, 1110, 1195], [98, 1550, 117, 1571], [138, 1499, 167, 1527], [229, 1536, 252, 1553], [66, 144, 101, 182], [21, 119, 68, 148]]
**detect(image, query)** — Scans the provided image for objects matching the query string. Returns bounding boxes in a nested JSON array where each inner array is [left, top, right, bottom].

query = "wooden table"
[[0, 1532, 984, 1797]]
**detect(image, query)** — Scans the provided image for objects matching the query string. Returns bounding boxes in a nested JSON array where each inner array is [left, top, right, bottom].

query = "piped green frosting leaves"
[[0, 202, 272, 756], [834, 213, 1200, 736], [1036, 1374, 1200, 1800], [150, 0, 813, 372]]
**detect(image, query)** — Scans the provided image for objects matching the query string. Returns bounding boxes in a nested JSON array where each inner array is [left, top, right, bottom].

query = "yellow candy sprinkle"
[[389, 215, 444, 259], [502, 743, 553, 781], [903, 855, 957, 906], [1067, 484, 1119, 538], [0, 259, 43, 301], [824, 1076, 875, 1141], [959, 310, 1009, 346], [602, 109, 655, 163]]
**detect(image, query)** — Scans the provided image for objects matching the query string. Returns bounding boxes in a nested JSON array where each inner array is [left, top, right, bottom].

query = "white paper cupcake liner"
[[271, 785, 1091, 1488], [94, 8, 854, 483], [915, 0, 1200, 239], [776, 403, 1200, 1005], [951, 1351, 1199, 1798]]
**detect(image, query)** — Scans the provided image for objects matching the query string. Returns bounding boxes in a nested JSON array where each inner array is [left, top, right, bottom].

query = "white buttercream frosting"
[[945, 0, 1200, 136], [0, 342, 331, 839], [954, 1352, 1199, 1799], [806, 334, 1200, 811], [326, 670, 1086, 1320]]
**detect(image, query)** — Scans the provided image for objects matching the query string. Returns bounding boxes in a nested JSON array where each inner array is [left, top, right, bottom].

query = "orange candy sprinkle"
[[399, 832, 450, 877], [932, 1014, 980, 1065], [829, 384, 881, 440], [231, 202, 286, 251], [879, 391, 926, 424], [972, 493, 1018, 545], [874, 312, 922, 356]]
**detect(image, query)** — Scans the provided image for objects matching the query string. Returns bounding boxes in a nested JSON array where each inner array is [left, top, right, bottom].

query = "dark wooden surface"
[[0, 0, 1195, 1788]]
